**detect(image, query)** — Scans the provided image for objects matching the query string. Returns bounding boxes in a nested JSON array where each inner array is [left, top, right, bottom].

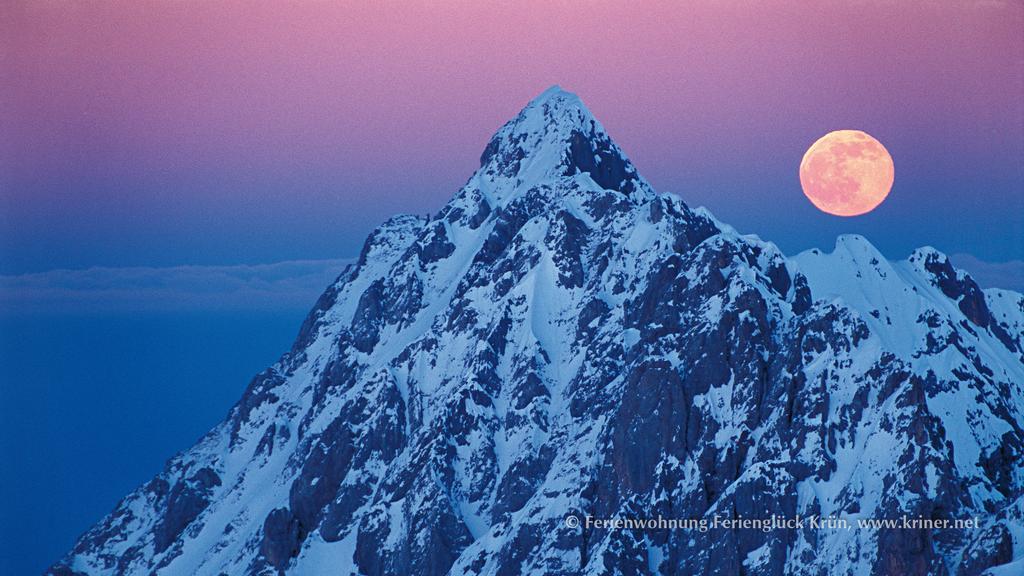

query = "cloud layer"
[[0, 259, 351, 314]]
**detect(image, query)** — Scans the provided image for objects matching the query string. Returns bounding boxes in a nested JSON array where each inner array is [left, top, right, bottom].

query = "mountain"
[[49, 87, 1024, 576]]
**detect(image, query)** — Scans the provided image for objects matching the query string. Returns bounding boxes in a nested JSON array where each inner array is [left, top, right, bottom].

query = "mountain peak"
[[528, 84, 583, 108], [908, 245, 947, 266], [833, 233, 886, 262], [477, 86, 650, 200], [51, 89, 1024, 576]]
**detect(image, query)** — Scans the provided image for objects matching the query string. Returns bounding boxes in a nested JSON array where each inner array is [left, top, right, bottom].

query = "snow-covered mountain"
[[50, 87, 1024, 576]]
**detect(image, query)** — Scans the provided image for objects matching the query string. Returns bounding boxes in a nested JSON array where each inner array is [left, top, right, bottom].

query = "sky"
[[0, 308, 304, 574], [2, 0, 1022, 276], [1, 1, 1023, 573]]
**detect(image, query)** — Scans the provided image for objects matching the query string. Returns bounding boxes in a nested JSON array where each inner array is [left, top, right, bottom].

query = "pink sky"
[[2, 0, 1022, 271]]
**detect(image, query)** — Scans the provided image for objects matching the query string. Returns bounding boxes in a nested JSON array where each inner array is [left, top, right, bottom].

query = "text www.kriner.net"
[[563, 514, 982, 533]]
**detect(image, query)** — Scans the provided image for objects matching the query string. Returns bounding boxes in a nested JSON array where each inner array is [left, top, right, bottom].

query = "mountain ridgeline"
[[51, 87, 1024, 575]]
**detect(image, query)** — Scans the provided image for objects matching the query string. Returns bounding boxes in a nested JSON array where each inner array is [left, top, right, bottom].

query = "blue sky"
[[0, 261, 350, 574]]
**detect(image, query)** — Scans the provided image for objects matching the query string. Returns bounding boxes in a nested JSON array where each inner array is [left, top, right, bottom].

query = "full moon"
[[799, 130, 894, 217]]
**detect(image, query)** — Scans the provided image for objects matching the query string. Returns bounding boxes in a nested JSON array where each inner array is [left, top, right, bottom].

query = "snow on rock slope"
[[49, 87, 1024, 576]]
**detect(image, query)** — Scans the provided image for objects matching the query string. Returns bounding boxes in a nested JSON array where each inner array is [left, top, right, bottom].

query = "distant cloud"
[[949, 254, 1024, 293], [0, 259, 352, 314]]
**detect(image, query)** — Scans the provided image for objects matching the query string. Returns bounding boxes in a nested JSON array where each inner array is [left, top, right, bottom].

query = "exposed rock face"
[[50, 87, 1024, 575]]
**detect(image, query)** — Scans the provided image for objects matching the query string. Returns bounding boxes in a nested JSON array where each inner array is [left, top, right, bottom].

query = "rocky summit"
[[50, 87, 1024, 575]]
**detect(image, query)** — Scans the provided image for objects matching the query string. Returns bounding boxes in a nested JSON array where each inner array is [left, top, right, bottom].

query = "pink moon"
[[799, 130, 895, 217]]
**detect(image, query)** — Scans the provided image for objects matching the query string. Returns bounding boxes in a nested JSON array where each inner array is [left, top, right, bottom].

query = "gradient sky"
[[2, 0, 1022, 273], [1, 3, 1022, 572]]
